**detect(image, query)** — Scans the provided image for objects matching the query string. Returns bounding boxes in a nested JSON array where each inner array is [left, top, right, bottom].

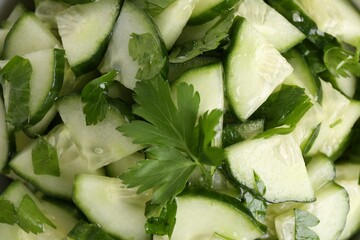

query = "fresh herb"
[[17, 194, 56, 234], [169, 10, 234, 63], [32, 136, 60, 176], [81, 71, 116, 125], [67, 221, 116, 240], [145, 200, 177, 237], [143, 0, 176, 16], [0, 199, 18, 225], [294, 209, 320, 240], [118, 77, 224, 207], [129, 32, 167, 81], [324, 46, 360, 78], [0, 56, 32, 130]]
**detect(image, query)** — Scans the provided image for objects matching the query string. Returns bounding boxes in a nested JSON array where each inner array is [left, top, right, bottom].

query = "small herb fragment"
[[294, 209, 320, 240], [0, 199, 18, 225], [32, 136, 60, 176], [145, 200, 177, 237], [67, 221, 116, 240], [141, 0, 176, 16]]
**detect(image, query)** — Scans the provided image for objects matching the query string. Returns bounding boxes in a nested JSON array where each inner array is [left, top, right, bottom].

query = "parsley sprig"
[[118, 77, 224, 207]]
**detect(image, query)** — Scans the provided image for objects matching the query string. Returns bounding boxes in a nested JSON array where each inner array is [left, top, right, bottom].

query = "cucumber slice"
[[296, 0, 360, 47], [0, 97, 8, 172], [307, 80, 360, 160], [335, 163, 360, 240], [56, 95, 143, 169], [35, 0, 69, 30], [189, 0, 238, 25], [106, 152, 144, 177], [73, 174, 151, 240], [24, 105, 58, 137], [3, 13, 61, 59], [10, 124, 105, 199], [100, 0, 168, 90], [56, 0, 120, 76], [2, 2, 27, 28], [236, 0, 305, 52], [275, 182, 349, 240], [168, 189, 265, 239], [0, 28, 10, 54], [225, 18, 293, 121], [0, 181, 79, 240], [226, 134, 315, 203], [154, 0, 198, 49]]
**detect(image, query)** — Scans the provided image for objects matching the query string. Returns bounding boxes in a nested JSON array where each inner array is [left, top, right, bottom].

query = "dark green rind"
[[28, 49, 65, 126], [188, 0, 240, 26], [58, 0, 96, 4]]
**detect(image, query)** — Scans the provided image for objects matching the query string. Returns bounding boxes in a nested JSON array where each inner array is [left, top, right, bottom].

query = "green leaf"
[[143, 0, 176, 16], [17, 194, 56, 234], [67, 221, 116, 240], [253, 85, 313, 130], [169, 10, 234, 63], [0, 199, 18, 225], [32, 137, 60, 176], [81, 71, 117, 125], [294, 209, 320, 240], [129, 33, 167, 81], [145, 200, 177, 237], [121, 146, 197, 205], [0, 56, 32, 130], [324, 46, 360, 78]]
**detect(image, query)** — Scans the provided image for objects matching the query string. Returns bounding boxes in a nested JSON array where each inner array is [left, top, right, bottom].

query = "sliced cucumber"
[[226, 134, 315, 203], [56, 95, 143, 169], [296, 0, 360, 47], [56, 0, 120, 76], [100, 0, 168, 90], [0, 28, 10, 55], [0, 97, 8, 172], [154, 0, 198, 49], [73, 174, 151, 240], [106, 152, 144, 177], [189, 0, 238, 25], [35, 0, 69, 30], [3, 13, 61, 59], [24, 105, 58, 137], [306, 154, 336, 191], [225, 18, 293, 121], [9, 124, 105, 199], [307, 80, 360, 160], [335, 163, 360, 240], [169, 189, 265, 239], [0, 181, 79, 240], [275, 182, 349, 240], [236, 0, 305, 52]]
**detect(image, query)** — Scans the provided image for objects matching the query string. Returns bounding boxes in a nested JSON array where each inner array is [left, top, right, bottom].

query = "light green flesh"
[[333, 73, 357, 98], [275, 182, 349, 240], [6, 3, 27, 27], [296, 0, 360, 47], [73, 174, 151, 240], [154, 0, 198, 49], [306, 154, 335, 191], [56, 0, 119, 68], [106, 152, 144, 177], [25, 105, 57, 137], [56, 95, 142, 170], [0, 181, 78, 240], [9, 124, 105, 199], [226, 134, 314, 203], [236, 0, 305, 52], [307, 80, 360, 158], [335, 164, 360, 240], [0, 97, 8, 172], [0, 28, 10, 53], [170, 195, 263, 240], [3, 13, 61, 59], [35, 0, 69, 30], [100, 0, 160, 90], [226, 20, 293, 120], [191, 0, 223, 19]]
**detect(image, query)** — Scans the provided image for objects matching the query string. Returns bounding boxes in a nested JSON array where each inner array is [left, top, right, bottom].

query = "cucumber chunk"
[[73, 174, 151, 240], [226, 134, 315, 203], [56, 0, 120, 76], [225, 18, 293, 121]]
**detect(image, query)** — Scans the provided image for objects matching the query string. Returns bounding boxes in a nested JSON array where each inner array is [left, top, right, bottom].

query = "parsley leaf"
[[129, 33, 167, 81], [169, 10, 235, 63], [17, 194, 56, 234], [142, 0, 176, 16], [324, 46, 360, 78], [81, 71, 117, 125], [145, 200, 177, 237], [67, 221, 116, 240], [0, 56, 32, 130], [32, 136, 60, 176], [294, 209, 320, 240], [0, 199, 18, 225]]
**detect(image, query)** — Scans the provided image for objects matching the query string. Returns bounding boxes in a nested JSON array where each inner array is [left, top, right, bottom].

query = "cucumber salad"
[[1, 0, 360, 239]]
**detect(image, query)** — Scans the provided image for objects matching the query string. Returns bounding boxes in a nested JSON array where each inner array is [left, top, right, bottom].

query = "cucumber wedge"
[[225, 18, 293, 121], [56, 0, 120, 76], [73, 174, 151, 240]]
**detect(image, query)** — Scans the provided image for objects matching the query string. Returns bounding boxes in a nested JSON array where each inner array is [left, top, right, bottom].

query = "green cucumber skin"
[[28, 49, 65, 125], [189, 0, 240, 26]]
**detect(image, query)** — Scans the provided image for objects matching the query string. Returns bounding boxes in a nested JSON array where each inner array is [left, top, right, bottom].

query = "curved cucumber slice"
[[73, 174, 151, 240], [56, 0, 120, 76], [225, 18, 293, 121], [0, 97, 8, 172]]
